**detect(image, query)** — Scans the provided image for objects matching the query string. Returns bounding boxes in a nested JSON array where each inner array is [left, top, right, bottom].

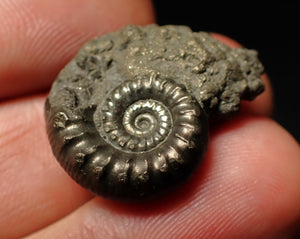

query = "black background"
[[152, 2, 300, 142]]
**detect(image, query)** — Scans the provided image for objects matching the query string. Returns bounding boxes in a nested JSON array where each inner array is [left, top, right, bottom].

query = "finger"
[[211, 33, 273, 117], [0, 96, 95, 238], [27, 118, 300, 239], [0, 0, 154, 99]]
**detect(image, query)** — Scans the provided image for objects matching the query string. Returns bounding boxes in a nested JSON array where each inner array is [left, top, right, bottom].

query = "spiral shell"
[[45, 24, 265, 201], [45, 77, 208, 201]]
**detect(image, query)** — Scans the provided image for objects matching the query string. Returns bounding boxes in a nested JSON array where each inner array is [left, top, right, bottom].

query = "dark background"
[[152, 2, 300, 142]]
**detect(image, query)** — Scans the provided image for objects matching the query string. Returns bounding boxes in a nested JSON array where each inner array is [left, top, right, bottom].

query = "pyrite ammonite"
[[45, 24, 264, 201]]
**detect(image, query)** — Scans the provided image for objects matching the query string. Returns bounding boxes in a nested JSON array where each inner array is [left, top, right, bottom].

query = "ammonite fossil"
[[45, 25, 264, 201]]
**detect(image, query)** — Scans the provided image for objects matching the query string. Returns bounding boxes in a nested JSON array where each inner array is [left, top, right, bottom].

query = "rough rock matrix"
[[45, 25, 264, 201]]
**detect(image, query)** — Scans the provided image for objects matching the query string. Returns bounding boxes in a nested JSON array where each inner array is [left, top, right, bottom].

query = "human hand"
[[0, 0, 299, 238]]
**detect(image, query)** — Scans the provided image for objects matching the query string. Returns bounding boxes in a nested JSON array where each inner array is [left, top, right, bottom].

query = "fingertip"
[[210, 32, 242, 48], [0, 0, 155, 99], [26, 117, 300, 239]]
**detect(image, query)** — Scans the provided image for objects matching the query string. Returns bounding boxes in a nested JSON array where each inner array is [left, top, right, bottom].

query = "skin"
[[0, 0, 299, 238]]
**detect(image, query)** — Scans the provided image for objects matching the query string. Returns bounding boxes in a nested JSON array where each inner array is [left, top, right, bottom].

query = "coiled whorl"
[[45, 77, 208, 201]]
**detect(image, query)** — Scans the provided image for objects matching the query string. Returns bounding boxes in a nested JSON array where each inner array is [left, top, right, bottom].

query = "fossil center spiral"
[[134, 113, 154, 131], [123, 99, 171, 140], [97, 78, 178, 153]]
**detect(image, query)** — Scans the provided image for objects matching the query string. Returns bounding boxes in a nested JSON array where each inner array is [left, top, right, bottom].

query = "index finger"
[[0, 0, 154, 99]]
